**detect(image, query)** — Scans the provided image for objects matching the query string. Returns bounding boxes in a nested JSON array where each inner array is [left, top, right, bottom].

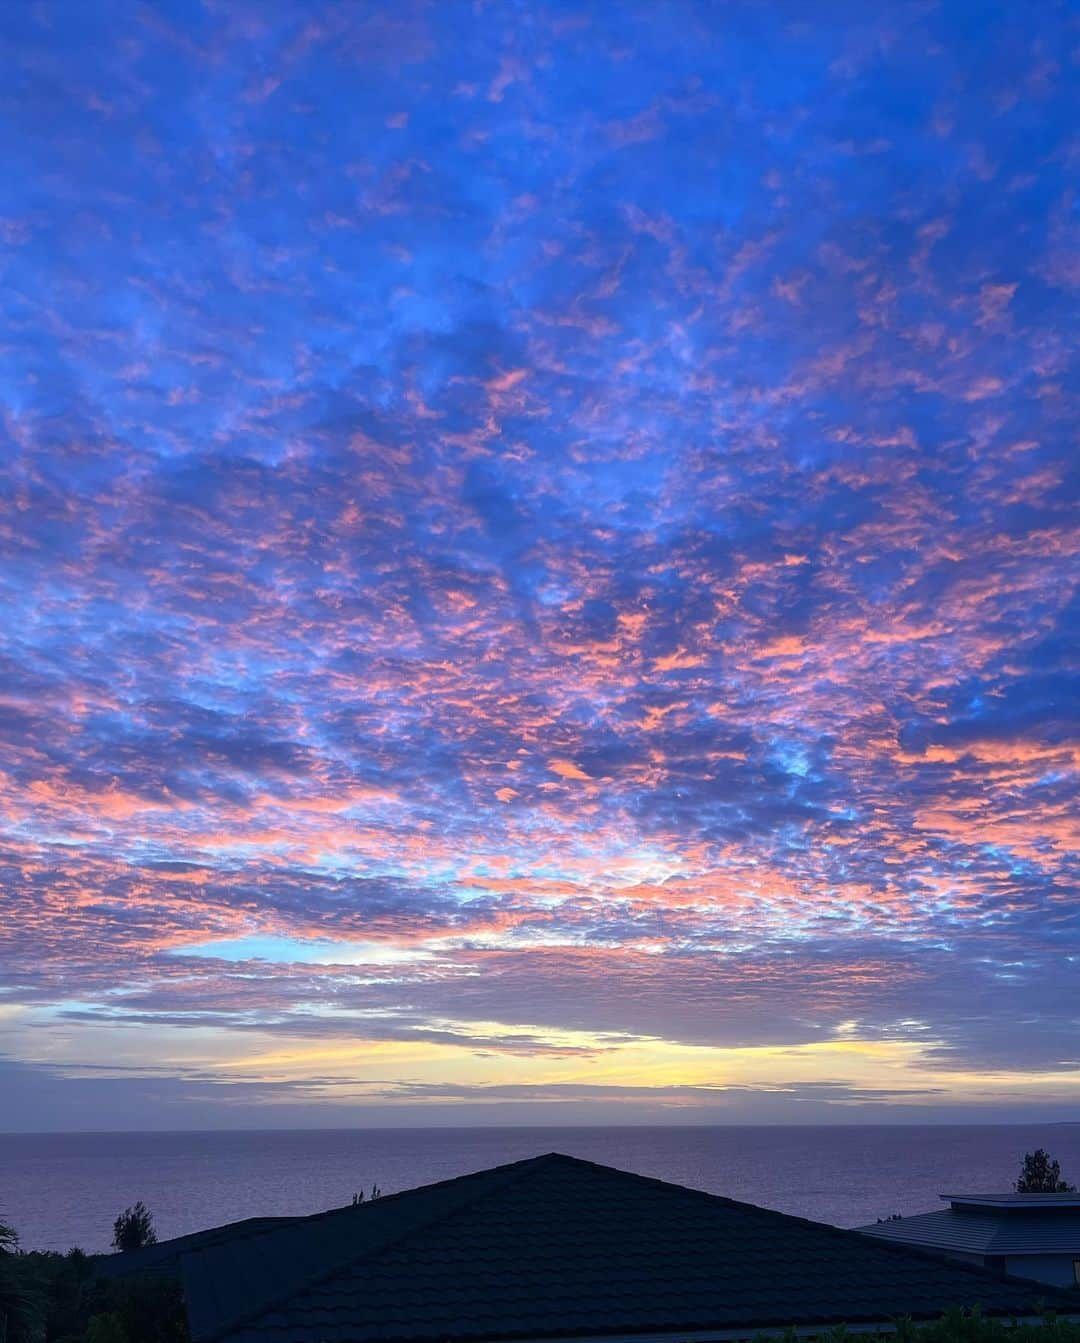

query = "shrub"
[[1016, 1150, 1076, 1194], [110, 1205, 156, 1254]]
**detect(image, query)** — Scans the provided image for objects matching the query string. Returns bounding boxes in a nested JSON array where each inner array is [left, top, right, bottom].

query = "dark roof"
[[859, 1206, 1080, 1257], [109, 1153, 1075, 1343], [95, 1215, 302, 1280]]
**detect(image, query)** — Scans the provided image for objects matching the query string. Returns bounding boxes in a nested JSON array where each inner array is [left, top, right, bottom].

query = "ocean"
[[3, 1124, 1080, 1254]]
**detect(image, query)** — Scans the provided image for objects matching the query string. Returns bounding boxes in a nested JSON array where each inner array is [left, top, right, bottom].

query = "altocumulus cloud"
[[0, 0, 1077, 1127]]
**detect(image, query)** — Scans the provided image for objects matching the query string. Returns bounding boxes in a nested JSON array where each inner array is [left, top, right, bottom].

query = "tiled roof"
[[95, 1216, 302, 1280], [110, 1154, 1075, 1343], [859, 1206, 1080, 1257]]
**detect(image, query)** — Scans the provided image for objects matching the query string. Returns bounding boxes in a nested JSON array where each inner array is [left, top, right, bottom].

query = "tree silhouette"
[[112, 1202, 158, 1252], [1015, 1149, 1075, 1193], [0, 1214, 42, 1343]]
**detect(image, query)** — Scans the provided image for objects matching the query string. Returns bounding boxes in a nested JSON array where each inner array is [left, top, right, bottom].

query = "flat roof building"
[[859, 1192, 1080, 1290]]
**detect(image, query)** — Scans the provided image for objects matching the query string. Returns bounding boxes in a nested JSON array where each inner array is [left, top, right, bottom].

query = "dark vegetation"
[[0, 1248, 188, 1343], [1, 1206, 185, 1343], [110, 1205, 156, 1254], [1, 1217, 39, 1343], [757, 1313, 1080, 1343], [1016, 1151, 1076, 1194]]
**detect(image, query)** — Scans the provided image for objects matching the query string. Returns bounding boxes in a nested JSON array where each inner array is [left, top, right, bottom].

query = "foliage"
[[0, 1212, 41, 1343], [0, 1248, 187, 1343], [0, 1253, 43, 1343], [84, 1277, 188, 1343], [1016, 1149, 1076, 1193], [887, 1308, 1080, 1343], [750, 1310, 1080, 1343], [110, 1205, 156, 1254], [34, 1248, 96, 1342], [351, 1185, 382, 1205], [81, 1317, 126, 1343]]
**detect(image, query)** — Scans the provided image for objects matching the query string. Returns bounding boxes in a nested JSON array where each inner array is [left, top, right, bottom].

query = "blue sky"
[[0, 0, 1078, 1129]]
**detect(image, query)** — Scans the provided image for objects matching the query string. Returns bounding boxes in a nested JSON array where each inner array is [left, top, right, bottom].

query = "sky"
[[0, 0, 1078, 1132]]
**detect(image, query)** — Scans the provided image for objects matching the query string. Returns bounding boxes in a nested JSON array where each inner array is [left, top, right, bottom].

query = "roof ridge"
[[191, 1150, 562, 1257], [192, 1152, 561, 1343], [246, 1151, 563, 1233], [536, 1155, 1055, 1286]]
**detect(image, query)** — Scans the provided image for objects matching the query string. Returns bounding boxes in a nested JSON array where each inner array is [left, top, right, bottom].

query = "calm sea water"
[[3, 1124, 1080, 1254]]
